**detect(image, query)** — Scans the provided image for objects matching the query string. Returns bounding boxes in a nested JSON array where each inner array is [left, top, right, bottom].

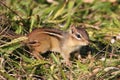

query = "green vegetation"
[[0, 0, 120, 80]]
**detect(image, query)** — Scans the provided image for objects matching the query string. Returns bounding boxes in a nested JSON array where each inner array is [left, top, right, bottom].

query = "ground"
[[0, 0, 120, 80]]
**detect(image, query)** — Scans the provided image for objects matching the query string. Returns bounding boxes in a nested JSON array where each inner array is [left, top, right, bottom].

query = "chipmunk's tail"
[[0, 28, 28, 47], [0, 28, 21, 39]]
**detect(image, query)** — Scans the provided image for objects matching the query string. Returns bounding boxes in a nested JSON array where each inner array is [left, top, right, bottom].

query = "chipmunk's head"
[[69, 24, 89, 46]]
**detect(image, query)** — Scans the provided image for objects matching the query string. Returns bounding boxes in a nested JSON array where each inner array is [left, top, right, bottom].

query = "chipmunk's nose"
[[86, 40, 90, 45], [84, 40, 90, 45]]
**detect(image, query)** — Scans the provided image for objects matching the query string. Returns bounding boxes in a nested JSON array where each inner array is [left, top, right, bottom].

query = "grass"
[[0, 0, 120, 80]]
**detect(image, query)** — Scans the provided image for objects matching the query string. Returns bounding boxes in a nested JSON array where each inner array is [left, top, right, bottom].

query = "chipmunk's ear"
[[69, 24, 77, 34]]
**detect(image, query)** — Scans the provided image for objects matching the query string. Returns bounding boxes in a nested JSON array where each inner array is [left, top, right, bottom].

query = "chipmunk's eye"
[[28, 41, 37, 44], [76, 34, 81, 38]]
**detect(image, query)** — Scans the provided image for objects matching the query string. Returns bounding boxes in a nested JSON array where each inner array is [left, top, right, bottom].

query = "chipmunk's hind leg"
[[32, 50, 43, 60], [31, 40, 51, 60]]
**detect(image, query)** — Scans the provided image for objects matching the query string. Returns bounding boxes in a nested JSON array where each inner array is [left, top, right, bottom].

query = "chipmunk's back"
[[27, 28, 64, 40]]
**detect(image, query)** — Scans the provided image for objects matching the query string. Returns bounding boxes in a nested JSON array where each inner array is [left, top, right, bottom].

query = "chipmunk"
[[26, 25, 89, 65], [0, 25, 89, 65]]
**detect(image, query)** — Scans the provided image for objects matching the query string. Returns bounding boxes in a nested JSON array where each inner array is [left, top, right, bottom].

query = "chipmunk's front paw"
[[62, 60, 72, 66]]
